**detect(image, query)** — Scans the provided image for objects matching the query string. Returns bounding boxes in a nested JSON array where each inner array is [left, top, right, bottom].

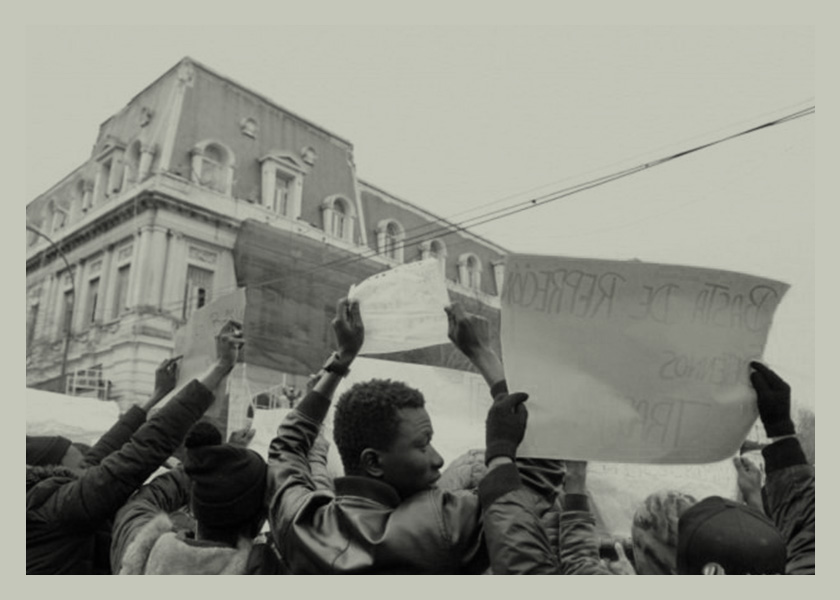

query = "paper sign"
[[348, 258, 451, 355], [500, 254, 789, 464]]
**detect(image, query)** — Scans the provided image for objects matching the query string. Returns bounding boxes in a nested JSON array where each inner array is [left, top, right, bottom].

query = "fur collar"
[[119, 513, 253, 575]]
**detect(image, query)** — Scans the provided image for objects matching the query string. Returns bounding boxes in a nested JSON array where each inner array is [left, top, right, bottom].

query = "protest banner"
[[170, 288, 246, 436], [500, 254, 788, 463], [348, 258, 451, 355]]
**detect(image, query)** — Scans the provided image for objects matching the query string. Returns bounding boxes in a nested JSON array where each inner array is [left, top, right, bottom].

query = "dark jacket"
[[761, 437, 815, 575], [26, 380, 214, 574], [266, 382, 563, 574], [479, 463, 561, 574], [557, 493, 612, 574]]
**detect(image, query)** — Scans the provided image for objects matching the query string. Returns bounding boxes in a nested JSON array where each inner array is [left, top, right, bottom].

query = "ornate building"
[[26, 57, 507, 410]]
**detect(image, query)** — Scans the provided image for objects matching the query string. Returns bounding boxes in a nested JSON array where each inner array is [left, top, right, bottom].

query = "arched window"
[[122, 140, 142, 189], [191, 141, 235, 195], [458, 253, 482, 290], [377, 219, 405, 263], [321, 195, 357, 243]]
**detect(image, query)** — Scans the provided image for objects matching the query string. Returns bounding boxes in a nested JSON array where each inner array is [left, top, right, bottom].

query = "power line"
[[33, 102, 815, 329]]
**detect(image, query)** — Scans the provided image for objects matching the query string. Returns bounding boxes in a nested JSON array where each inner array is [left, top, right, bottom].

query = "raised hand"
[[733, 455, 764, 512], [228, 427, 256, 448], [216, 320, 244, 369], [749, 361, 794, 437], [153, 356, 180, 398], [485, 392, 529, 464], [332, 298, 364, 361], [445, 303, 490, 359], [606, 542, 637, 575]]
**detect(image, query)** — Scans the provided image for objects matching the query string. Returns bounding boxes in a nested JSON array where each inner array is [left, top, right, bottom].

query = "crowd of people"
[[26, 301, 815, 575]]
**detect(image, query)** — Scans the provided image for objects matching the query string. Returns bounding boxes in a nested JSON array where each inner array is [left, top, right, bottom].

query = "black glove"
[[749, 361, 795, 437], [485, 392, 529, 464]]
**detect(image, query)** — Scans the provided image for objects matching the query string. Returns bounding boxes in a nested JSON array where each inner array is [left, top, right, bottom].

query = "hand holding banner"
[[500, 254, 788, 464], [348, 258, 451, 355]]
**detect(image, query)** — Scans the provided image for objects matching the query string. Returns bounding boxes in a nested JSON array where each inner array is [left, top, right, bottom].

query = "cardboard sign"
[[500, 254, 788, 464], [348, 259, 451, 355]]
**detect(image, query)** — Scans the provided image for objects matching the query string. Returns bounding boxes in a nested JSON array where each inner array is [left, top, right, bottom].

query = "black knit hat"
[[183, 427, 267, 530], [677, 496, 786, 574], [26, 435, 72, 466]]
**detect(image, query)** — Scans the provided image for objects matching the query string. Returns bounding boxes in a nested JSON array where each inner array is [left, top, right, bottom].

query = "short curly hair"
[[333, 379, 425, 475]]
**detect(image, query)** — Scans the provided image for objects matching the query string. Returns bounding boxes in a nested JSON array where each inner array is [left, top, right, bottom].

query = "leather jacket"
[[267, 385, 564, 574]]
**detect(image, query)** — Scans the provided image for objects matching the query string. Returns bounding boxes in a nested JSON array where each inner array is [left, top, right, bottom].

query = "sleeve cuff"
[[762, 436, 808, 474], [296, 390, 332, 424], [478, 462, 521, 507], [563, 493, 590, 512], [490, 380, 508, 400]]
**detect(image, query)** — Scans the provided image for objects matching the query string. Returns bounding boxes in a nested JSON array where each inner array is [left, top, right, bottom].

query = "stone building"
[[25, 57, 507, 410]]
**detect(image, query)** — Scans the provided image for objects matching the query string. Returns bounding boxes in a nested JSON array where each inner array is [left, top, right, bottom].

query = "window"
[[321, 195, 356, 243], [376, 219, 405, 263], [420, 239, 447, 261], [86, 277, 100, 325], [112, 265, 130, 319], [273, 172, 290, 215], [458, 253, 482, 290], [260, 154, 306, 218], [61, 290, 74, 334], [183, 265, 214, 321], [333, 202, 347, 239], [192, 142, 234, 195], [51, 208, 67, 234], [27, 303, 39, 350]]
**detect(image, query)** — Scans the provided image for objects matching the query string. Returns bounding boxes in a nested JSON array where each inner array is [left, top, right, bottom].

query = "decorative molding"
[[117, 245, 133, 262], [188, 246, 217, 264], [139, 106, 154, 127], [177, 60, 196, 87], [240, 117, 258, 138], [89, 259, 103, 275], [300, 146, 318, 166]]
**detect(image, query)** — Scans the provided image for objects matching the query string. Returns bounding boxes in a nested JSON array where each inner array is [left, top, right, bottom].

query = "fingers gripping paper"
[[348, 258, 451, 355], [500, 255, 789, 464]]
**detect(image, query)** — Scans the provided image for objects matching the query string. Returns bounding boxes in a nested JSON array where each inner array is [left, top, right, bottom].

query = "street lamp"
[[26, 223, 75, 384]]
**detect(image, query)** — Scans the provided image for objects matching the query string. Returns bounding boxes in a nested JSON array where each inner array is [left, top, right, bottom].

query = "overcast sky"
[[24, 23, 814, 410]]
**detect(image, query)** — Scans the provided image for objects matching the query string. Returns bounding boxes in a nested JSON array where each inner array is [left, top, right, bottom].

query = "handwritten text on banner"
[[500, 255, 788, 464]]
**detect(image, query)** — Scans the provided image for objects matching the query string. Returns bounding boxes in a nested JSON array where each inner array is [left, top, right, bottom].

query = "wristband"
[[322, 352, 351, 377]]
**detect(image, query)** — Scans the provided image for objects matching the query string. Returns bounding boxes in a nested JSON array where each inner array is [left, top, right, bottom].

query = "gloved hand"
[[485, 392, 529, 464], [749, 361, 795, 437]]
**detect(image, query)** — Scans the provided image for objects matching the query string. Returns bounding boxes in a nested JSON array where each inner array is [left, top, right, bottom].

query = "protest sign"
[[500, 254, 788, 463], [348, 259, 451, 355], [169, 288, 246, 435]]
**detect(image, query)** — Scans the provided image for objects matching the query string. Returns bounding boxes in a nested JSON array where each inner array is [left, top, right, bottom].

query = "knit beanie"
[[26, 435, 72, 466], [183, 423, 267, 530], [677, 496, 786, 575], [631, 490, 697, 575]]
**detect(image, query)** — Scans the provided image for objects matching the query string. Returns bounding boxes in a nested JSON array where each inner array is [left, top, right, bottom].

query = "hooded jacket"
[[26, 380, 215, 574]]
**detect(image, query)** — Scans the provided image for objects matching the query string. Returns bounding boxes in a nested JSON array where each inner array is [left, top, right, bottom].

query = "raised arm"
[[40, 322, 241, 525], [749, 361, 815, 575], [267, 299, 363, 536], [81, 357, 181, 467]]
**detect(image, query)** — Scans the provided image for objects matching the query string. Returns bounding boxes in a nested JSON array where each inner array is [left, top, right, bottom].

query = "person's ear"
[[701, 562, 726, 575], [360, 448, 384, 478]]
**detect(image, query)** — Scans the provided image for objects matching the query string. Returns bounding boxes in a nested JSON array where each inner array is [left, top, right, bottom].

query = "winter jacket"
[[761, 437, 815, 575], [479, 463, 561, 574], [119, 514, 256, 575], [557, 494, 612, 574], [26, 380, 215, 574], [266, 381, 563, 574]]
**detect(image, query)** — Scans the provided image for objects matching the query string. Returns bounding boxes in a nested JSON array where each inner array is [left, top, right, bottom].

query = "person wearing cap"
[[111, 422, 275, 575], [26, 321, 242, 574], [676, 495, 786, 574], [266, 299, 563, 574]]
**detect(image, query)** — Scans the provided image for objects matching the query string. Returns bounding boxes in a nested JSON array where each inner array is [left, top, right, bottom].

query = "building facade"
[[26, 57, 507, 410]]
